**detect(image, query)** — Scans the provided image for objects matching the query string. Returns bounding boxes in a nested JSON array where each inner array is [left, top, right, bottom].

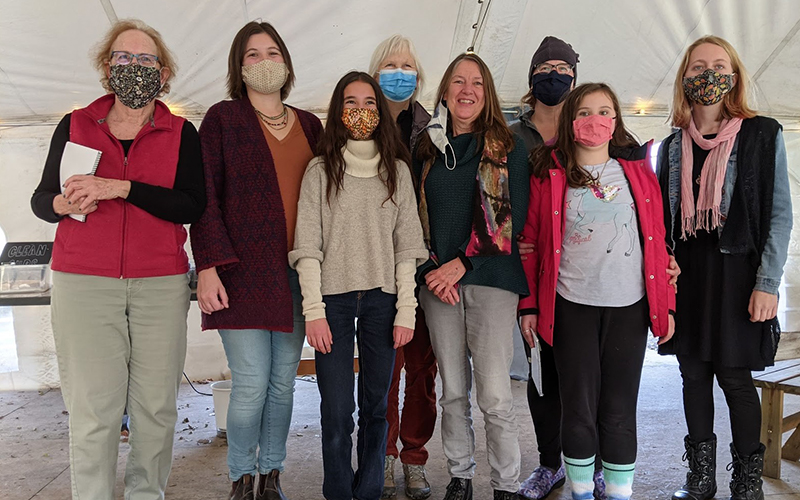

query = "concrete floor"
[[3, 352, 800, 499]]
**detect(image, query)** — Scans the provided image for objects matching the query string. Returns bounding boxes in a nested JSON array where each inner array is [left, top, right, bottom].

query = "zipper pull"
[[124, 156, 128, 167]]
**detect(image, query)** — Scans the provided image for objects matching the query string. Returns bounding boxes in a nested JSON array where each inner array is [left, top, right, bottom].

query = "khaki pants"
[[51, 271, 189, 500]]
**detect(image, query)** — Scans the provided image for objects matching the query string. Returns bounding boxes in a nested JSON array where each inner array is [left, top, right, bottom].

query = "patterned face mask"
[[108, 64, 162, 109], [341, 108, 380, 140], [241, 59, 289, 96], [682, 69, 734, 106]]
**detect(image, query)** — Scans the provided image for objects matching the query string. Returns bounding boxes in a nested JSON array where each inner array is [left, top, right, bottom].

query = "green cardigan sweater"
[[415, 132, 530, 296]]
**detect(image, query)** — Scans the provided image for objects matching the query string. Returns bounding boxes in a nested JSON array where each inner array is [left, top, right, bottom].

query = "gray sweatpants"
[[419, 285, 521, 492], [51, 271, 190, 500]]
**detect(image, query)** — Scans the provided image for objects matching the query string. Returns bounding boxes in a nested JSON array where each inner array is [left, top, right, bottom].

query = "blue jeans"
[[218, 269, 305, 480], [316, 289, 397, 500]]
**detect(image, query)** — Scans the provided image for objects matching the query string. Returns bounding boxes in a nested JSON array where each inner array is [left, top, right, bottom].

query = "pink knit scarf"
[[680, 117, 743, 239]]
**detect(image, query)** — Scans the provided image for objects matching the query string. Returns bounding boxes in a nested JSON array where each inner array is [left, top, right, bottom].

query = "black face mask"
[[531, 73, 574, 106]]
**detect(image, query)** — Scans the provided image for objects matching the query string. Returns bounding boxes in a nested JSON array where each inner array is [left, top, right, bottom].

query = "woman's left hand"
[[666, 255, 680, 292], [425, 258, 466, 295], [749, 290, 778, 322], [393, 325, 414, 349], [63, 175, 131, 211], [658, 314, 675, 345]]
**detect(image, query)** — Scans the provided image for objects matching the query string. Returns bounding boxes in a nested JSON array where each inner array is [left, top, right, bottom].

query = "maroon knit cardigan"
[[190, 95, 322, 331]]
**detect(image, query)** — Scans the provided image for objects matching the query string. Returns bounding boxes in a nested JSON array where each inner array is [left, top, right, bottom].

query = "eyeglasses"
[[110, 51, 160, 68], [534, 63, 573, 75]]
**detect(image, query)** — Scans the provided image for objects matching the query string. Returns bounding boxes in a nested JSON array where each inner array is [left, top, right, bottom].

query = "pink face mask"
[[572, 114, 615, 147]]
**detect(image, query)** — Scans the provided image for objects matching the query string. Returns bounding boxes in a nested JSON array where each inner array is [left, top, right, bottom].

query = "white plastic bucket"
[[211, 380, 232, 437]]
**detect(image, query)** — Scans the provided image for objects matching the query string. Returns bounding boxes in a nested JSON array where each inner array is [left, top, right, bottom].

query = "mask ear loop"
[[444, 142, 457, 171]]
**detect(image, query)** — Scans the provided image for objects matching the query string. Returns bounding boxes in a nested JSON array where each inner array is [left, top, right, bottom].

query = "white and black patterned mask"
[[108, 64, 162, 109]]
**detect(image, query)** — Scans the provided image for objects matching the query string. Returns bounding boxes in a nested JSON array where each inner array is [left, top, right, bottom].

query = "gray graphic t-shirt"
[[557, 159, 645, 307]]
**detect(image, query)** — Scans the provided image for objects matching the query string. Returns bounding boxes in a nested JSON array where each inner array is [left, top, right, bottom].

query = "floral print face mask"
[[682, 68, 734, 106], [341, 108, 380, 140], [108, 64, 162, 109]]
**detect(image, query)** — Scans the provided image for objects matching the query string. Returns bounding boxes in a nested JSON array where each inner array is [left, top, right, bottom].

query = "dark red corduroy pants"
[[385, 306, 438, 464]]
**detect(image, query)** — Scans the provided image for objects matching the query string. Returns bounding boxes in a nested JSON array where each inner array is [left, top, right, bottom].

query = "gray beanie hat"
[[528, 36, 580, 86]]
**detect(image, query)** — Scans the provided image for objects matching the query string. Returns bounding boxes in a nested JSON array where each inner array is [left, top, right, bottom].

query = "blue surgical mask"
[[379, 68, 418, 102]]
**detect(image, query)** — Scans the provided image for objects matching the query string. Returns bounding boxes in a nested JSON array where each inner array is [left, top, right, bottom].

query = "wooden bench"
[[753, 359, 800, 479]]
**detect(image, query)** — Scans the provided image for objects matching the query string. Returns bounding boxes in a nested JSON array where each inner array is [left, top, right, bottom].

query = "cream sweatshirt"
[[289, 139, 429, 329]]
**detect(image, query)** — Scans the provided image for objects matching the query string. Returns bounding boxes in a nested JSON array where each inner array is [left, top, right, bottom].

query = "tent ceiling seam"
[[646, 0, 713, 102], [242, 0, 249, 23], [752, 16, 800, 82], [0, 65, 37, 117], [98, 0, 118, 23]]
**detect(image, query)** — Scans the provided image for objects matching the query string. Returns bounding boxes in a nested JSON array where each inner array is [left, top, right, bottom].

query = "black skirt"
[[659, 224, 766, 370]]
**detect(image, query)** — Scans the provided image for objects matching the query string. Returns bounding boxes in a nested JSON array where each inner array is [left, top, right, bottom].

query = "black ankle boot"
[[728, 443, 765, 500], [493, 489, 519, 500], [672, 434, 717, 500], [442, 478, 472, 500], [256, 470, 288, 500]]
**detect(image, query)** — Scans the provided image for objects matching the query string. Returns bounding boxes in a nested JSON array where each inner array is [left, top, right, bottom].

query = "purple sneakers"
[[518, 464, 566, 499], [593, 470, 607, 500]]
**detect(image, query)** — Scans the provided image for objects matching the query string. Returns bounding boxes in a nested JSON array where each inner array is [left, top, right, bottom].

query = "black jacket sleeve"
[[126, 121, 206, 224], [31, 114, 71, 223]]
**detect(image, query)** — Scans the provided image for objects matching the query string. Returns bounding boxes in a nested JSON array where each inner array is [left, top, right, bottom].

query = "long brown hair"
[[226, 21, 296, 100], [669, 35, 756, 129], [318, 71, 410, 204], [531, 83, 638, 187], [416, 53, 514, 162]]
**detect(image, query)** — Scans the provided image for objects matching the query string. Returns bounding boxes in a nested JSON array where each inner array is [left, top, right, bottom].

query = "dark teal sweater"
[[415, 132, 530, 296]]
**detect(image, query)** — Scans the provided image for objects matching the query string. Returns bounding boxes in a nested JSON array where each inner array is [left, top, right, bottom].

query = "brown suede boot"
[[256, 469, 289, 500], [229, 474, 255, 500]]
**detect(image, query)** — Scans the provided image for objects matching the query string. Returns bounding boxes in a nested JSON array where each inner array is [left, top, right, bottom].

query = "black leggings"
[[677, 355, 761, 456], [524, 335, 562, 470], [552, 294, 649, 465]]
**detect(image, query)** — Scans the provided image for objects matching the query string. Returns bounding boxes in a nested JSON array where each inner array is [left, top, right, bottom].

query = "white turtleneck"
[[342, 139, 381, 178], [289, 144, 428, 330]]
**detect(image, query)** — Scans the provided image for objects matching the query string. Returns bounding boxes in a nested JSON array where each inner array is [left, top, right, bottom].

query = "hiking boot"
[[518, 464, 566, 499], [728, 443, 765, 500], [494, 490, 520, 500], [382, 455, 397, 499], [256, 470, 288, 500], [672, 435, 717, 500], [442, 478, 473, 500], [229, 474, 255, 500], [593, 469, 607, 500], [404, 463, 432, 499]]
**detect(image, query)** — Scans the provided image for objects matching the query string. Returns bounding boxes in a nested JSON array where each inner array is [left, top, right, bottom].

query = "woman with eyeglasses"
[[30, 19, 205, 499], [520, 82, 675, 500], [367, 34, 435, 500], [189, 21, 323, 500], [659, 36, 792, 500], [510, 36, 583, 500]]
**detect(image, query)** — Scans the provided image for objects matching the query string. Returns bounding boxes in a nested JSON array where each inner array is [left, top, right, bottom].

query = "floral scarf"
[[419, 138, 513, 258]]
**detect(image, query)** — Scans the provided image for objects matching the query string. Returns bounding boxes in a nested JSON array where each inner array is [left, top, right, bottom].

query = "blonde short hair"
[[368, 35, 426, 102], [670, 35, 756, 129], [92, 19, 177, 96]]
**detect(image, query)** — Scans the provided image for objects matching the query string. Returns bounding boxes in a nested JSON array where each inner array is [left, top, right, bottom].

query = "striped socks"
[[602, 460, 635, 500], [564, 455, 594, 500]]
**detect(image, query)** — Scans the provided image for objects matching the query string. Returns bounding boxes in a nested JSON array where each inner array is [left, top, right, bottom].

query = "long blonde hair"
[[669, 35, 756, 129]]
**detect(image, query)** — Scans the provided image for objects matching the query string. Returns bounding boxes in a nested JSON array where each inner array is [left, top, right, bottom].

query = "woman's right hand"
[[306, 318, 333, 353], [520, 314, 538, 348], [197, 267, 229, 314], [53, 194, 98, 217]]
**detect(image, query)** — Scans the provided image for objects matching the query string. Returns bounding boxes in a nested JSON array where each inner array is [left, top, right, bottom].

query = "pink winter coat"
[[518, 142, 676, 345]]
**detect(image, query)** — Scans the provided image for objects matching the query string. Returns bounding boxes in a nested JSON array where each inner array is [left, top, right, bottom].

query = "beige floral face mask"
[[241, 59, 288, 96]]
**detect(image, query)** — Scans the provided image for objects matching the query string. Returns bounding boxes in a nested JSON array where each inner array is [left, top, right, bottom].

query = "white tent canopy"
[[2, 0, 800, 390]]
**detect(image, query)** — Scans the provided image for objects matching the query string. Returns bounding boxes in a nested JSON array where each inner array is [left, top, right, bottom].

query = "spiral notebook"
[[60, 141, 102, 222]]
